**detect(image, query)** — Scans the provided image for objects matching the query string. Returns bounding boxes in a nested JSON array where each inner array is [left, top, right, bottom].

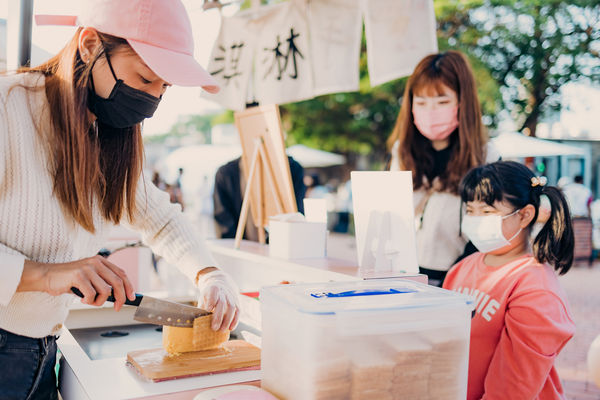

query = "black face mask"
[[87, 53, 161, 129]]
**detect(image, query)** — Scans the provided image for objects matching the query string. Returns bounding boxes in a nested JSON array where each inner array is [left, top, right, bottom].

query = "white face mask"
[[461, 209, 522, 253]]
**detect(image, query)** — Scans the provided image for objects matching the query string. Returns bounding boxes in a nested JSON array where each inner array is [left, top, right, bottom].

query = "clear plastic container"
[[260, 279, 474, 400]]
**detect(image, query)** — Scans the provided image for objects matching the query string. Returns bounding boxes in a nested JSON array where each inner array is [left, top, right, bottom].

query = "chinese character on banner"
[[203, 14, 257, 111], [254, 0, 313, 105], [211, 42, 244, 84], [262, 28, 304, 81], [363, 0, 438, 87], [307, 0, 362, 96]]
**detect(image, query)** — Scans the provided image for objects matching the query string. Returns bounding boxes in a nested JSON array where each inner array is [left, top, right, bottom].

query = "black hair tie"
[[531, 176, 547, 196]]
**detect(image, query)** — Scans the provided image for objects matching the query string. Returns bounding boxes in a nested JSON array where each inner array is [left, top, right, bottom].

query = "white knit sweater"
[[0, 73, 218, 338]]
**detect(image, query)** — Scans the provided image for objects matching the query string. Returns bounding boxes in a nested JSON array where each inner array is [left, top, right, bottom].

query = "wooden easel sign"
[[233, 105, 297, 248]]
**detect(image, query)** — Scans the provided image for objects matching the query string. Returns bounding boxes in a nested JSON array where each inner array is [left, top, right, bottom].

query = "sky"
[[0, 0, 235, 135]]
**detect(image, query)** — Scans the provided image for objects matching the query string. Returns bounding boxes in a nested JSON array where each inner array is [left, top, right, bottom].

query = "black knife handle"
[[71, 287, 143, 306]]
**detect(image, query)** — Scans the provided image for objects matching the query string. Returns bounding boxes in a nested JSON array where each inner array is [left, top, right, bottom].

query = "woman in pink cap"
[[0, 1, 235, 398]]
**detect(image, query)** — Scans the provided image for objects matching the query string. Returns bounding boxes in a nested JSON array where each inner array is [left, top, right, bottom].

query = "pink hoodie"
[[443, 253, 575, 400]]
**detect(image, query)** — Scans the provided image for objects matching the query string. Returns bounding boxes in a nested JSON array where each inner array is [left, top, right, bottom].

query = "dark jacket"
[[213, 156, 306, 239]]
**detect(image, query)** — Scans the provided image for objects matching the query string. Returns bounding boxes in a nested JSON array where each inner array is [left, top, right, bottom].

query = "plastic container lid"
[[261, 279, 474, 315]]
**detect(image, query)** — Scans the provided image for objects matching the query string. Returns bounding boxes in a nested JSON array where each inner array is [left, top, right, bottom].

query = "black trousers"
[[0, 329, 58, 400], [419, 267, 448, 287]]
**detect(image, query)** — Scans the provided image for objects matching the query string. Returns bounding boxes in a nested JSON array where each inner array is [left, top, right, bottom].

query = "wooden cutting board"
[[127, 340, 261, 382]]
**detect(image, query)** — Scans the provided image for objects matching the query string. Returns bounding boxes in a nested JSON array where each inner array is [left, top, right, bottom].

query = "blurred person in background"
[[562, 175, 592, 218], [213, 156, 306, 240], [167, 168, 185, 211], [562, 175, 594, 264], [303, 173, 329, 199]]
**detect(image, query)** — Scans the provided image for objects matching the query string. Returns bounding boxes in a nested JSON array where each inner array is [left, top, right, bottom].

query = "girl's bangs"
[[460, 170, 505, 206]]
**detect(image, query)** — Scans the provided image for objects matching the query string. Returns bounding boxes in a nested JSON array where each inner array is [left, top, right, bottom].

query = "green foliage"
[[437, 0, 600, 135], [239, 0, 284, 9], [211, 110, 235, 125]]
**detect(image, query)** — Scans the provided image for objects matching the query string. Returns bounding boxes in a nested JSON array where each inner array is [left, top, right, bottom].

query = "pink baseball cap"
[[36, 0, 220, 93]]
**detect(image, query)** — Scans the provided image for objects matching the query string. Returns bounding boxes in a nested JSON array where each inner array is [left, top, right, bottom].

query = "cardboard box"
[[269, 219, 327, 259]]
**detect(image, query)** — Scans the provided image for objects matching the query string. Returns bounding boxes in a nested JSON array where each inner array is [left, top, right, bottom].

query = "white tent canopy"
[[157, 145, 242, 183], [286, 144, 346, 168], [491, 131, 586, 159], [157, 143, 347, 183]]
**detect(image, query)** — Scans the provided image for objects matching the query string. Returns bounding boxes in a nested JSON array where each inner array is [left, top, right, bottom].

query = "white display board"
[[351, 171, 418, 276]]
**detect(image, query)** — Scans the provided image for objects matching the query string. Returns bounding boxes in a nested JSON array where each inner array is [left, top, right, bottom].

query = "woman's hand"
[[21, 256, 136, 311], [196, 269, 240, 332]]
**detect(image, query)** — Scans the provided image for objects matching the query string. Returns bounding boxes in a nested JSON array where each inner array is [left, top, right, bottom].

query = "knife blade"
[[70, 287, 211, 327]]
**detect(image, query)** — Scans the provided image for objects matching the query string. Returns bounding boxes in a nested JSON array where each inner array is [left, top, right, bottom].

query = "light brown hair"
[[387, 50, 487, 194], [17, 28, 143, 232]]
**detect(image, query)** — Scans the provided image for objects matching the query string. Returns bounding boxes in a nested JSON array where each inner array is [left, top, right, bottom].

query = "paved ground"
[[555, 261, 600, 399]]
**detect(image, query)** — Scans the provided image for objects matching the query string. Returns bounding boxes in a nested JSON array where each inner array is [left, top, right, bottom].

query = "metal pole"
[[18, 0, 34, 67], [7, 0, 34, 70]]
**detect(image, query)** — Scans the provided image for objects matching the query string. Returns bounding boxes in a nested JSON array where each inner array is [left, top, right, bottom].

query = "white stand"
[[360, 210, 407, 278]]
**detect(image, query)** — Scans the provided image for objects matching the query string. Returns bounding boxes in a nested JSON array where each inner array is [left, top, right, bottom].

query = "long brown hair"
[[17, 28, 144, 232], [387, 51, 487, 194]]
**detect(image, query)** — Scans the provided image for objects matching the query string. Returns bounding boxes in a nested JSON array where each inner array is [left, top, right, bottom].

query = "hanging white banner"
[[307, 0, 363, 96], [363, 0, 438, 87], [203, 13, 258, 111], [253, 0, 314, 105], [202, 0, 438, 109]]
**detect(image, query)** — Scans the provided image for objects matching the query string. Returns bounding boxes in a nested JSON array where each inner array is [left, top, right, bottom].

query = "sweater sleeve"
[[0, 88, 26, 305], [123, 177, 219, 285], [0, 242, 26, 306], [0, 88, 6, 190], [481, 289, 575, 399]]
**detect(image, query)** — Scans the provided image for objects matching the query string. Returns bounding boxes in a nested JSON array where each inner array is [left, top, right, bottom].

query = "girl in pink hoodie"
[[444, 161, 575, 400]]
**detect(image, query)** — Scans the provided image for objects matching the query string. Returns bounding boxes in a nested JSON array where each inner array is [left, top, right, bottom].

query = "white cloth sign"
[[306, 0, 363, 96], [203, 13, 258, 110], [253, 0, 314, 105], [363, 0, 438, 87], [203, 0, 438, 109]]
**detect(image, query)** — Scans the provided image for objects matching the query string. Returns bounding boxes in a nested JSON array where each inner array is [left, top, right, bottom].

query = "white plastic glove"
[[197, 269, 240, 332]]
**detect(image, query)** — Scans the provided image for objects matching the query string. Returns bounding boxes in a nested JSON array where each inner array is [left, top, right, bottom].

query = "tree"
[[437, 0, 600, 136]]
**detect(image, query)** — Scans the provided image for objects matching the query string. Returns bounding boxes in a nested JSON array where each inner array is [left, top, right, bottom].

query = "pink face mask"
[[412, 106, 459, 141]]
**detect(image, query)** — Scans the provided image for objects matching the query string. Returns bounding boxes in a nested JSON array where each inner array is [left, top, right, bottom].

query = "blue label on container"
[[310, 288, 416, 299]]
